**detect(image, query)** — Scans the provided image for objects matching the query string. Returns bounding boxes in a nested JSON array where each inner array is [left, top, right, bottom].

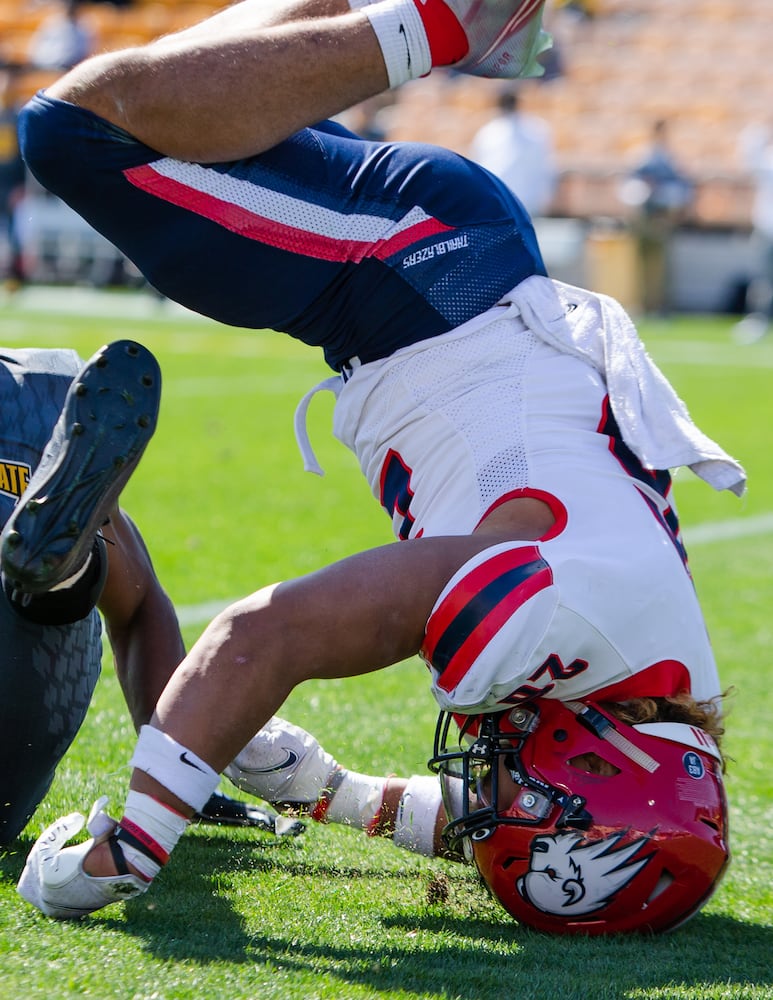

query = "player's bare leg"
[[46, 3, 387, 161], [44, 0, 549, 162], [137, 496, 552, 779], [74, 500, 550, 879]]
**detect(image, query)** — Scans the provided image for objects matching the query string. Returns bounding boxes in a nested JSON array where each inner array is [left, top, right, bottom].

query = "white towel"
[[503, 275, 746, 496]]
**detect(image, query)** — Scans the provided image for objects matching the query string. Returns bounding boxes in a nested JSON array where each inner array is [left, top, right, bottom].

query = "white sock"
[[362, 0, 431, 88], [324, 771, 386, 830]]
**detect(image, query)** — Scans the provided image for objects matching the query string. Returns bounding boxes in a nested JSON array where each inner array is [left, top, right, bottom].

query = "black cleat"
[[196, 792, 305, 836], [0, 340, 161, 594]]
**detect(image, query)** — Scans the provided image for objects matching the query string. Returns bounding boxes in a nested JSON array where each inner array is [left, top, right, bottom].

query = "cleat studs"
[[75, 382, 87, 396], [138, 414, 151, 428], [95, 355, 108, 368], [141, 374, 154, 387], [127, 344, 139, 357], [4, 529, 22, 550], [72, 422, 84, 436]]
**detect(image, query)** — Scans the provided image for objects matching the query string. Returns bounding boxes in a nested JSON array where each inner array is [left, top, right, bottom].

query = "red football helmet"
[[429, 699, 729, 935]]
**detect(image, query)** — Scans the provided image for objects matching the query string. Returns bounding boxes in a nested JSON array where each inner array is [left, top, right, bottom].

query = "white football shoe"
[[449, 0, 553, 79], [225, 717, 338, 806], [17, 797, 148, 919]]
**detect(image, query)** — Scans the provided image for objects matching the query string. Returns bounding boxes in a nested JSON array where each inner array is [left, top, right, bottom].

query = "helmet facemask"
[[429, 707, 592, 858]]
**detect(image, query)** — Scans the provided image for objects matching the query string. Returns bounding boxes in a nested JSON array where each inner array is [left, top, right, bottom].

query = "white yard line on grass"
[[3, 284, 207, 322], [649, 341, 773, 369], [174, 513, 773, 627], [683, 511, 773, 545]]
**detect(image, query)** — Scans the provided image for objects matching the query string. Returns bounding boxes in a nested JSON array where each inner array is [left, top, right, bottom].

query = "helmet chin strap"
[[564, 701, 660, 773]]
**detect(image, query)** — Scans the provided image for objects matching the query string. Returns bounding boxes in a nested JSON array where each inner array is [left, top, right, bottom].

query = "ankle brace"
[[129, 725, 220, 812]]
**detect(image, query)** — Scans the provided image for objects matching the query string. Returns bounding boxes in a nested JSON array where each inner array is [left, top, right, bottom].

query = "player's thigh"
[[264, 532, 523, 684]]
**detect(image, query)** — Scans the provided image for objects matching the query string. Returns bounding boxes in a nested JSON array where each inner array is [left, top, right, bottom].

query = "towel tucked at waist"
[[502, 275, 746, 496]]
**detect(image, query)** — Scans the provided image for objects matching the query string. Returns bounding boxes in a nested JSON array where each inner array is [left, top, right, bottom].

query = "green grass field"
[[0, 289, 771, 999]]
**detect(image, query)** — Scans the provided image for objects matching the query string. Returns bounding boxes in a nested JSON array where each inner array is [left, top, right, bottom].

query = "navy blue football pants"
[[0, 598, 101, 844]]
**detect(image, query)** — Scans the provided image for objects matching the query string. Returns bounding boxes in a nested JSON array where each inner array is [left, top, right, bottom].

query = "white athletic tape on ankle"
[[130, 725, 219, 812], [116, 790, 190, 880], [393, 775, 443, 857], [363, 0, 431, 88]]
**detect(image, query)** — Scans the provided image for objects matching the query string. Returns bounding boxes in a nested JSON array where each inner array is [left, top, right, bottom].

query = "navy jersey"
[[18, 94, 546, 370], [0, 347, 81, 527]]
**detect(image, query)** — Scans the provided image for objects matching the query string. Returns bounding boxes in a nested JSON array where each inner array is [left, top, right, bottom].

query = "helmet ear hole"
[[568, 753, 620, 776]]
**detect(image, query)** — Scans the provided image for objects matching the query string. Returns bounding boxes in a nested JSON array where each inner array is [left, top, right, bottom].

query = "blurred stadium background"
[[1, 0, 771, 314]]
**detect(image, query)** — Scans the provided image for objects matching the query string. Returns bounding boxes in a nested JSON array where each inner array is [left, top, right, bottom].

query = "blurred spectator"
[[554, 0, 598, 19], [0, 68, 25, 291], [619, 119, 693, 317], [468, 87, 557, 218], [27, 0, 94, 71], [733, 123, 773, 343]]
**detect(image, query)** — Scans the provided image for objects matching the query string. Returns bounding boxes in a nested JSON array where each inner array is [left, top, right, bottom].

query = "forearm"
[[105, 586, 185, 728], [225, 718, 461, 859], [99, 511, 185, 728]]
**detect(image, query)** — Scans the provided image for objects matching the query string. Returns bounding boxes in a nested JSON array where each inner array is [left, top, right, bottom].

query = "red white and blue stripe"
[[422, 545, 553, 696]]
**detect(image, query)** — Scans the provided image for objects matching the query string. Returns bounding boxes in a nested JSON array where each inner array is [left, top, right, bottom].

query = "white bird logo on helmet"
[[517, 829, 654, 916]]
